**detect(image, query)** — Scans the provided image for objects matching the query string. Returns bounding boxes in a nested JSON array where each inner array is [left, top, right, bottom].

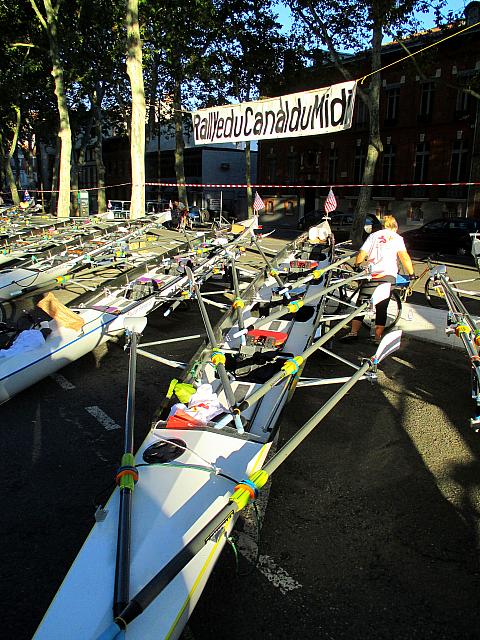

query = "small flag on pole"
[[324, 187, 337, 214], [253, 191, 265, 212]]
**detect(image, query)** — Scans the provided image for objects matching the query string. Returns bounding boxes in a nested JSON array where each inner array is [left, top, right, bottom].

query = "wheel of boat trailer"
[[424, 276, 449, 310], [362, 290, 402, 331]]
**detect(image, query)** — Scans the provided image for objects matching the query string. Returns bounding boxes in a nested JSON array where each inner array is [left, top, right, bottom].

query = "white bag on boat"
[[0, 329, 46, 358], [308, 221, 331, 243], [184, 383, 228, 424]]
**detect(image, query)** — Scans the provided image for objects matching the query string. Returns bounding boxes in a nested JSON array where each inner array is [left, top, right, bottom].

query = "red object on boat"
[[247, 329, 288, 346], [289, 260, 318, 269], [166, 410, 203, 429]]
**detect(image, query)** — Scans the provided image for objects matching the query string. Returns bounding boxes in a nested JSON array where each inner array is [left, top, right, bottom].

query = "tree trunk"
[[71, 115, 94, 217], [0, 134, 20, 205], [174, 76, 187, 206], [39, 0, 72, 218], [147, 57, 159, 142], [71, 148, 79, 216], [0, 107, 21, 205], [245, 142, 253, 219], [38, 140, 51, 212], [126, 0, 146, 220], [92, 85, 106, 214], [50, 135, 60, 214], [12, 106, 22, 200], [50, 61, 72, 217], [351, 20, 383, 247]]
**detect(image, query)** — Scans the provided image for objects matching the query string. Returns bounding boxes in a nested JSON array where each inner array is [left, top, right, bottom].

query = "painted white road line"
[[50, 373, 76, 390], [85, 406, 122, 430], [236, 533, 302, 594]]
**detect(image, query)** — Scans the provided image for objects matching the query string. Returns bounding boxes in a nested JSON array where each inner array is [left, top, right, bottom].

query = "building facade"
[[257, 3, 480, 229], [100, 128, 257, 219]]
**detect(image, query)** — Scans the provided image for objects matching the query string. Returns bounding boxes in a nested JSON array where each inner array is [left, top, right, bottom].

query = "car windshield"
[[424, 221, 446, 231], [449, 219, 480, 231]]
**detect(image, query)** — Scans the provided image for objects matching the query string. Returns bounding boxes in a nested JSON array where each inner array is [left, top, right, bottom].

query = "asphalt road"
[[187, 334, 480, 640], [2, 229, 480, 640]]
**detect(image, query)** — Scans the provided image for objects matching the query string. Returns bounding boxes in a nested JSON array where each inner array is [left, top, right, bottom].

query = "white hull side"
[[0, 310, 114, 404], [34, 429, 270, 640]]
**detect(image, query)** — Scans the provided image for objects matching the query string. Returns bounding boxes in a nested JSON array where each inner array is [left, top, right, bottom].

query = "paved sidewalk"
[[397, 302, 467, 349]]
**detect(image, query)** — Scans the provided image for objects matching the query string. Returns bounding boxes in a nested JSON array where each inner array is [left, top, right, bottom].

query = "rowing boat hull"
[[0, 247, 224, 403], [0, 309, 117, 404], [33, 239, 332, 639], [34, 427, 271, 640]]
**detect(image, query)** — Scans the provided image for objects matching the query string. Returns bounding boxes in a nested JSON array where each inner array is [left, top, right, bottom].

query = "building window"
[[382, 143, 395, 183], [305, 150, 315, 168], [355, 99, 368, 126], [418, 82, 434, 122], [287, 155, 297, 183], [413, 141, 429, 182], [353, 145, 366, 183], [266, 157, 276, 183], [328, 147, 338, 184], [450, 139, 469, 181], [385, 88, 400, 123], [455, 89, 470, 117]]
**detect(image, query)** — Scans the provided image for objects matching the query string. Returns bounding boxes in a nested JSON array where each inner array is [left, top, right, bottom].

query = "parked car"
[[401, 217, 480, 256], [299, 210, 382, 242], [298, 208, 331, 230]]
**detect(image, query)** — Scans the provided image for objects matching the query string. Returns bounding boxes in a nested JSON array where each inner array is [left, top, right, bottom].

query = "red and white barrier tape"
[[4, 180, 480, 195]]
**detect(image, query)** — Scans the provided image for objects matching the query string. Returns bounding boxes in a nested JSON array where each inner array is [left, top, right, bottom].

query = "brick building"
[[257, 2, 480, 229], [100, 128, 257, 219]]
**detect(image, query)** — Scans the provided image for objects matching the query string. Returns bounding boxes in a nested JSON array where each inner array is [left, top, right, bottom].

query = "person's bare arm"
[[398, 250, 415, 276], [355, 249, 368, 267]]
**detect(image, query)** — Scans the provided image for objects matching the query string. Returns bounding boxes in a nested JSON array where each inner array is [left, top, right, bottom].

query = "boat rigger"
[[33, 221, 402, 640]]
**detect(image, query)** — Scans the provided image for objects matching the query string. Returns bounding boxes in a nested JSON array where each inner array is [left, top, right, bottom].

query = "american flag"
[[253, 191, 265, 212], [324, 187, 337, 213]]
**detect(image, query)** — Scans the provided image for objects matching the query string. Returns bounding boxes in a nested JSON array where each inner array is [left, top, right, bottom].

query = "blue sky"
[[273, 0, 469, 35]]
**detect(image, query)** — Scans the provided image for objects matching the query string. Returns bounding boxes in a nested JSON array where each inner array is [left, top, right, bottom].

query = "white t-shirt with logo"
[[360, 228, 406, 279]]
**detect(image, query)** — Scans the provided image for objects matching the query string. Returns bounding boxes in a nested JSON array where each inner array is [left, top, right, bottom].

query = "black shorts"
[[356, 276, 395, 326]]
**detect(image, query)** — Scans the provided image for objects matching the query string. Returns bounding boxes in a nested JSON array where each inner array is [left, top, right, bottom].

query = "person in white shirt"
[[342, 214, 415, 343]]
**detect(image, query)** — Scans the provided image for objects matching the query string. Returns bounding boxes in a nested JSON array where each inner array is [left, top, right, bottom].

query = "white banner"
[[192, 80, 356, 145]]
